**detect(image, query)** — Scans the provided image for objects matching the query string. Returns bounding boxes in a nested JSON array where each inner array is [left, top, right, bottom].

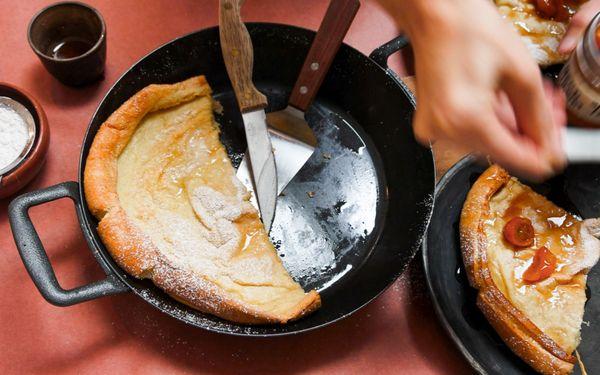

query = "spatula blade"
[[237, 106, 316, 208]]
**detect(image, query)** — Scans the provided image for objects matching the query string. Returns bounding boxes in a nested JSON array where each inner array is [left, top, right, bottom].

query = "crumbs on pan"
[[212, 100, 224, 115]]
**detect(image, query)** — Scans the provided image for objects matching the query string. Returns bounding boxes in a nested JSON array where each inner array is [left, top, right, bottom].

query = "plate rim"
[[421, 155, 490, 375]]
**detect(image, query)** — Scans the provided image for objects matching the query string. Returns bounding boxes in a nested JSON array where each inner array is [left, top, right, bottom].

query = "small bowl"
[[0, 83, 50, 199], [0, 97, 36, 176], [28, 2, 106, 86]]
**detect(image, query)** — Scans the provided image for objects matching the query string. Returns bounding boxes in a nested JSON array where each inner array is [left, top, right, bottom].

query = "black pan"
[[423, 157, 599, 374], [8, 23, 435, 336]]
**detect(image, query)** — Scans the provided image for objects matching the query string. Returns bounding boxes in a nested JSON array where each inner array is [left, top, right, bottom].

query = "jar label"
[[559, 58, 600, 125]]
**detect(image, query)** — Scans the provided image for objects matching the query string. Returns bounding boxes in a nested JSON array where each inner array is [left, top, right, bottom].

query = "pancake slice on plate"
[[495, 0, 586, 66], [460, 165, 599, 374], [84, 76, 320, 324]]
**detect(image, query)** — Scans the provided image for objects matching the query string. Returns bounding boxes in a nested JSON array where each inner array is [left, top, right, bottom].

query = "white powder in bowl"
[[0, 103, 29, 171]]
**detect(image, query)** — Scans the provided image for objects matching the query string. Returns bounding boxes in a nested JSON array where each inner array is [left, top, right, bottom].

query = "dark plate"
[[423, 157, 600, 374]]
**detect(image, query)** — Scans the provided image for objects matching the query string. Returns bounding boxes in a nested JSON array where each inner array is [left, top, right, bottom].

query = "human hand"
[[559, 0, 600, 54], [377, 0, 567, 179]]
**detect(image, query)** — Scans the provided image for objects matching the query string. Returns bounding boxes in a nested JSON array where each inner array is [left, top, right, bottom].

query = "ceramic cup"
[[28, 2, 106, 86]]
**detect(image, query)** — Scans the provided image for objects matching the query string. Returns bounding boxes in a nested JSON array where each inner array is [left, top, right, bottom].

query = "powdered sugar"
[[114, 94, 312, 321], [0, 102, 29, 171]]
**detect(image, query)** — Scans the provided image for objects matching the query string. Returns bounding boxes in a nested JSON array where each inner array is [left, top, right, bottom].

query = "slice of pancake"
[[460, 165, 599, 374], [84, 76, 320, 324], [495, 0, 585, 66]]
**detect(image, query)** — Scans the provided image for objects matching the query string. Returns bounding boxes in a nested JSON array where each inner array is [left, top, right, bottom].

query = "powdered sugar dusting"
[[113, 95, 312, 322], [0, 102, 30, 171]]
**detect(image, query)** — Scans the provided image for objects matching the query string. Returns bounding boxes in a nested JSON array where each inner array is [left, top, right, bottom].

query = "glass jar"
[[558, 12, 600, 127]]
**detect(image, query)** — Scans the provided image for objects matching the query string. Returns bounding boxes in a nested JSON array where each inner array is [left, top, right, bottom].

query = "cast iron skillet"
[[8, 24, 435, 336], [424, 157, 599, 374]]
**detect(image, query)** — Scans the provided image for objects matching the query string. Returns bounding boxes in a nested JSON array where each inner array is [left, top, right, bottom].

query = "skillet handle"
[[288, 0, 361, 111], [369, 35, 410, 72], [369, 35, 414, 101], [8, 182, 128, 306]]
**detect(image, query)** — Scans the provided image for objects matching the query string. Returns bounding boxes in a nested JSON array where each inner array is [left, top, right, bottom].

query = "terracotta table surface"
[[0, 1, 470, 374]]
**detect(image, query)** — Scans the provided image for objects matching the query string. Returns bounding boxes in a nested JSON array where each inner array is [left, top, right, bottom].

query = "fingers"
[[493, 91, 517, 131], [500, 66, 565, 172], [492, 82, 567, 160], [474, 115, 556, 179], [493, 85, 566, 133], [559, 0, 600, 54], [412, 102, 559, 180], [544, 80, 567, 130]]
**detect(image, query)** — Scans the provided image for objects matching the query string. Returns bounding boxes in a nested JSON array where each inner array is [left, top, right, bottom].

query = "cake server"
[[219, 0, 277, 231], [236, 0, 360, 197]]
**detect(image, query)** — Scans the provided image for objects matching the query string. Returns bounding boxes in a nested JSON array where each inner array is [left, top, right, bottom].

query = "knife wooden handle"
[[219, 0, 267, 112], [288, 0, 360, 111]]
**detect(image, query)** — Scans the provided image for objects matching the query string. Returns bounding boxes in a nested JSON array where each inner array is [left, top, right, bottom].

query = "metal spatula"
[[237, 0, 361, 203]]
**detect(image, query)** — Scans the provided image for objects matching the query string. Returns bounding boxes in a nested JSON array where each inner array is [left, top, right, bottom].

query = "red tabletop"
[[0, 1, 470, 374]]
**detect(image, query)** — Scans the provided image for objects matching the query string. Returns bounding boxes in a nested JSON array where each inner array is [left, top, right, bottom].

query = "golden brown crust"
[[460, 165, 575, 375], [478, 289, 574, 375], [97, 207, 159, 277], [84, 76, 320, 324], [460, 165, 510, 290], [151, 263, 321, 325], [100, 208, 321, 324], [170, 289, 321, 325]]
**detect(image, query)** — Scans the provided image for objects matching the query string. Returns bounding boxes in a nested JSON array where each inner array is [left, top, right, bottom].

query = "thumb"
[[559, 0, 600, 54]]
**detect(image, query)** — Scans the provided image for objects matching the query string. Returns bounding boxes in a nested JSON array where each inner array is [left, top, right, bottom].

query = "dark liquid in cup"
[[49, 38, 93, 59]]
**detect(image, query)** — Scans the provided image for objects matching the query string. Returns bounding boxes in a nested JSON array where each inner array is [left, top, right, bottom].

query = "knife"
[[564, 128, 600, 162], [236, 0, 360, 199], [219, 0, 277, 231]]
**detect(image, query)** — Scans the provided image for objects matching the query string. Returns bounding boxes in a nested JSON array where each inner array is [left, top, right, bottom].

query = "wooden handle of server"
[[288, 0, 361, 111], [219, 0, 268, 112]]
